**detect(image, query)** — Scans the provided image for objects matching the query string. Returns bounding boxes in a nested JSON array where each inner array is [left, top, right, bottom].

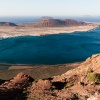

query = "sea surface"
[[0, 28, 100, 65]]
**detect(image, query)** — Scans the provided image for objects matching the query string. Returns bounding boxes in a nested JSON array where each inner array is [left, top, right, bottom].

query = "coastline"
[[0, 24, 98, 39]]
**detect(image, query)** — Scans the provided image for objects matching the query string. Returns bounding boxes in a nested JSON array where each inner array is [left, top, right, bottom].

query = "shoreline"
[[0, 24, 98, 39], [0, 62, 81, 70]]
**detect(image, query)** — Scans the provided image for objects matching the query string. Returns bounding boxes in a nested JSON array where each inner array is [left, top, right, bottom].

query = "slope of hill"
[[21, 18, 86, 27], [65, 19, 86, 26], [0, 54, 100, 99], [0, 63, 79, 80], [33, 19, 86, 27], [33, 19, 67, 27]]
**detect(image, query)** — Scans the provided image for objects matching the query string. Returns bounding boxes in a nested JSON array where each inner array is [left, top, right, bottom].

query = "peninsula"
[[0, 18, 99, 38]]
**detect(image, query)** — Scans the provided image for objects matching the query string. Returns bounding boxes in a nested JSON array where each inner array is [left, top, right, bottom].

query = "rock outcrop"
[[0, 54, 100, 99], [0, 72, 34, 100]]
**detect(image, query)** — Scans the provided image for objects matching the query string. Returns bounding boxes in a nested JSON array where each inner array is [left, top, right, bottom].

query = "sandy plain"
[[0, 23, 99, 38]]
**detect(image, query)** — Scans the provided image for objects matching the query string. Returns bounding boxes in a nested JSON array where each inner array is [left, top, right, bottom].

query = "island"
[[0, 18, 99, 38]]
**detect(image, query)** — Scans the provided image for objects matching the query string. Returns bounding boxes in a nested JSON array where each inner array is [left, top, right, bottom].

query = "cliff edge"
[[0, 54, 100, 99]]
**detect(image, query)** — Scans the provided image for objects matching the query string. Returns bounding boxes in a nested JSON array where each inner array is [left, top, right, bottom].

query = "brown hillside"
[[65, 19, 86, 26], [33, 19, 86, 27], [33, 19, 66, 27], [22, 18, 86, 27], [0, 54, 100, 99]]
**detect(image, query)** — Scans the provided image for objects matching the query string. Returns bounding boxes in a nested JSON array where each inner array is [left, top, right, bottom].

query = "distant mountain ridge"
[[0, 22, 17, 26], [21, 18, 86, 27], [0, 18, 86, 27], [33, 18, 86, 27]]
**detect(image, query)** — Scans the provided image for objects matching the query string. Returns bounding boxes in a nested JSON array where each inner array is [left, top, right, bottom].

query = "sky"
[[0, 0, 100, 17]]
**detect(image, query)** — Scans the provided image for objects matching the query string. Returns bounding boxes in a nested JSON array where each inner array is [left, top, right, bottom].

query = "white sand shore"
[[0, 24, 99, 38]]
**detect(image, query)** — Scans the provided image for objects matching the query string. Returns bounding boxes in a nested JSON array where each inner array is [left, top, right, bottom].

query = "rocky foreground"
[[0, 54, 100, 100]]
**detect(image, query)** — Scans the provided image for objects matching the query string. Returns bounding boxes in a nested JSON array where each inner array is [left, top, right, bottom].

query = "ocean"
[[0, 28, 100, 65], [0, 17, 100, 65]]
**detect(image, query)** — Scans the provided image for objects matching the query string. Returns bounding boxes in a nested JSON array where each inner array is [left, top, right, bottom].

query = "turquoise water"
[[0, 28, 100, 65]]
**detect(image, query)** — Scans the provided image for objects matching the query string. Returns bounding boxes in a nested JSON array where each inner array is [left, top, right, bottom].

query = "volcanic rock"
[[65, 19, 86, 26], [0, 72, 34, 100], [0, 54, 100, 99], [33, 18, 86, 27]]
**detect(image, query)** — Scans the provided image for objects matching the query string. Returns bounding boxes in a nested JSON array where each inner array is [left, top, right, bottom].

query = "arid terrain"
[[0, 19, 99, 38], [0, 19, 100, 100], [0, 54, 100, 100], [0, 62, 80, 80]]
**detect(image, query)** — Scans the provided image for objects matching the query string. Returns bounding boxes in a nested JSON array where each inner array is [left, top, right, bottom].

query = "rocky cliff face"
[[0, 72, 34, 100], [0, 22, 17, 26], [0, 54, 100, 100]]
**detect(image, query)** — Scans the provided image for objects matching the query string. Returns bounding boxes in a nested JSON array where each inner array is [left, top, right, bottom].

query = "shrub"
[[87, 71, 100, 83], [64, 83, 74, 89], [87, 69, 93, 73]]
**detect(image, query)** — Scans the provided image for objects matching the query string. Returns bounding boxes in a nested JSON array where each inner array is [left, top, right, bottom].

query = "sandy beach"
[[0, 24, 98, 38]]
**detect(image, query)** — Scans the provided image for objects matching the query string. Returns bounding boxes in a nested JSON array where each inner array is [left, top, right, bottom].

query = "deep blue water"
[[0, 28, 100, 65]]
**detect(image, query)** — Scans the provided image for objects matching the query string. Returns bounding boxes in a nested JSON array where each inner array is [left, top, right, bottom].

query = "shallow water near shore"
[[0, 28, 100, 65]]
